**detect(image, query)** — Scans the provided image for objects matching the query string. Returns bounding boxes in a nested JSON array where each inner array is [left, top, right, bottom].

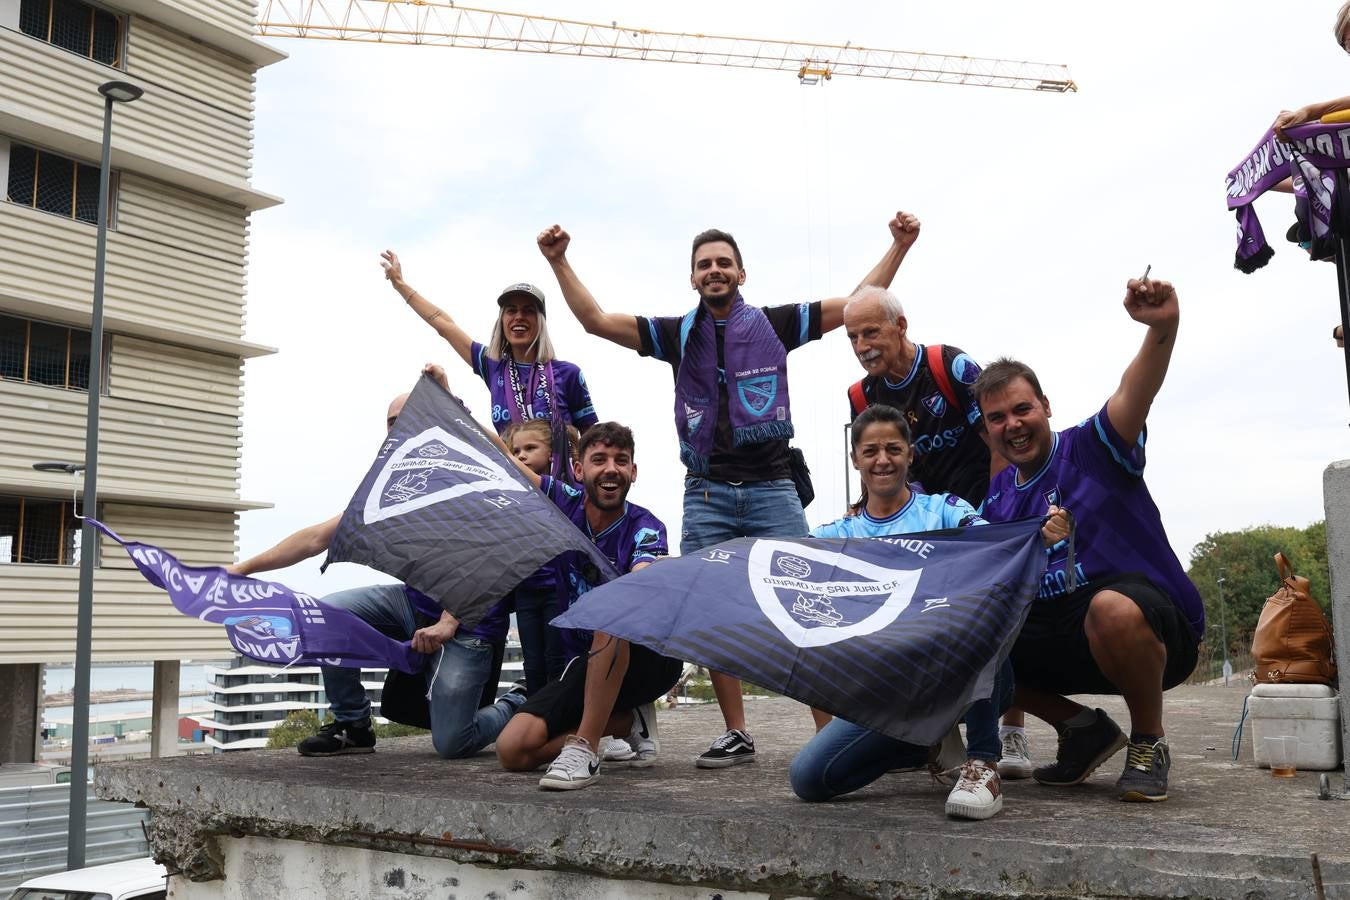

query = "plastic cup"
[[1266, 735, 1298, 778]]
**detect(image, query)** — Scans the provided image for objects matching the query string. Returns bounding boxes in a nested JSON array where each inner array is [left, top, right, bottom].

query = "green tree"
[[266, 710, 324, 749], [1186, 521, 1330, 660]]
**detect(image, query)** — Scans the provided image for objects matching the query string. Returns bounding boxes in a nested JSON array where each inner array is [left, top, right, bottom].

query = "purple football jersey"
[[471, 341, 598, 435], [541, 475, 668, 658], [980, 403, 1204, 639]]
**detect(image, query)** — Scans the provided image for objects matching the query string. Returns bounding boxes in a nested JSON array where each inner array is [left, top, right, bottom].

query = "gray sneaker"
[[1033, 708, 1126, 786], [997, 730, 1034, 780], [1116, 738, 1170, 802]]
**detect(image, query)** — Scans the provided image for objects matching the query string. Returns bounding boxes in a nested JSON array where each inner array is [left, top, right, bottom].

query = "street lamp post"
[[62, 79, 143, 872], [1216, 574, 1232, 685]]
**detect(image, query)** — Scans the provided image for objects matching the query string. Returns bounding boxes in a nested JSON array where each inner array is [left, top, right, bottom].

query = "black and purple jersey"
[[636, 301, 821, 482], [471, 341, 599, 434], [980, 403, 1204, 640], [541, 475, 668, 657], [852, 344, 991, 505]]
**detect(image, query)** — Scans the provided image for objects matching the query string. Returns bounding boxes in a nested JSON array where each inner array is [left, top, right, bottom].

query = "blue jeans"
[[514, 585, 565, 695], [680, 476, 808, 554], [789, 660, 1015, 802], [319, 585, 524, 759]]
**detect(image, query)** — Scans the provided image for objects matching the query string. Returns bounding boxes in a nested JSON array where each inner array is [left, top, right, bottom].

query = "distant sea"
[[44, 661, 228, 723]]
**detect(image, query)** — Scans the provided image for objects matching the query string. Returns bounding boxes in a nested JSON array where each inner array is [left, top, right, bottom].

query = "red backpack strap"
[[847, 379, 868, 417], [926, 344, 961, 411]]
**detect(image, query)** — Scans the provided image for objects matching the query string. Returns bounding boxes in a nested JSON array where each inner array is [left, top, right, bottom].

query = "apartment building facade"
[[0, 0, 282, 761]]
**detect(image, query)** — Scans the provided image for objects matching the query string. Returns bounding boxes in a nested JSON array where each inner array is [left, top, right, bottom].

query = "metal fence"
[[0, 782, 149, 894]]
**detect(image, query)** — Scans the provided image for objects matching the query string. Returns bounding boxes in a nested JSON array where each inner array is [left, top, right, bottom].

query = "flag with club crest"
[[555, 518, 1047, 745]]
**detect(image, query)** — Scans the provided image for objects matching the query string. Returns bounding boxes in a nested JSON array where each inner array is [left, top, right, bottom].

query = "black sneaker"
[[695, 728, 755, 768], [297, 719, 376, 757], [505, 679, 529, 699], [1032, 708, 1126, 786], [1116, 738, 1170, 802]]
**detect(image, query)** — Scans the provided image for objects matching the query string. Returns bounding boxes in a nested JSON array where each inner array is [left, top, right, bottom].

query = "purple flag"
[[90, 519, 423, 673]]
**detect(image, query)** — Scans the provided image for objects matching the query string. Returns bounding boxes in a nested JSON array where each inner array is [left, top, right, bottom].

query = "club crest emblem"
[[950, 353, 981, 385], [736, 375, 778, 417], [223, 614, 292, 640], [364, 426, 527, 524], [684, 402, 704, 437], [922, 392, 947, 418], [748, 540, 923, 648]]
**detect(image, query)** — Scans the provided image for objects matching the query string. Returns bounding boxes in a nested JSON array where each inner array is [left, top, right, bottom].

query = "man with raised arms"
[[975, 275, 1203, 802], [493, 422, 678, 790], [537, 213, 917, 767]]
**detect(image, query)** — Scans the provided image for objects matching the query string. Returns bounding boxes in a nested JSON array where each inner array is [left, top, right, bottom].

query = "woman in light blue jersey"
[[793, 404, 1067, 821]]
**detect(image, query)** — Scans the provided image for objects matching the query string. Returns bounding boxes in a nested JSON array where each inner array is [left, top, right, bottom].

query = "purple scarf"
[[675, 295, 793, 474], [1226, 122, 1350, 272]]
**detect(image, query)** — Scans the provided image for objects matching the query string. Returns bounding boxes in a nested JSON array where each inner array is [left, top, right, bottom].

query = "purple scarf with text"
[[1226, 121, 1350, 272], [675, 295, 793, 474]]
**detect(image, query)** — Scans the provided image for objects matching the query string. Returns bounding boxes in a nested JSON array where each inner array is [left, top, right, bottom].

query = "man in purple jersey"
[[227, 368, 524, 760], [494, 422, 681, 791], [976, 275, 1202, 803]]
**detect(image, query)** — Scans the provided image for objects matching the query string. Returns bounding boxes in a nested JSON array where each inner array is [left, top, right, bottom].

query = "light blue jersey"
[[812, 491, 985, 539]]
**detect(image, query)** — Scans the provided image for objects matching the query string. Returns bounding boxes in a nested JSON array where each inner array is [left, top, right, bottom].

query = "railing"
[[0, 782, 149, 894]]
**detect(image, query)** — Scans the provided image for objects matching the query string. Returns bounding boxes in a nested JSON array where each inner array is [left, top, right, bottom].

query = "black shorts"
[[1011, 572, 1199, 696], [516, 641, 683, 740]]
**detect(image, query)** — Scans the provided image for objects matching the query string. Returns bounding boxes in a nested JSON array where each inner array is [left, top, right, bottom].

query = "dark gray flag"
[[325, 374, 619, 625]]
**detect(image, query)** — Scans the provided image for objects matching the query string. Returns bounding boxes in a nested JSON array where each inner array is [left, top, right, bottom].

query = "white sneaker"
[[599, 735, 636, 763], [539, 736, 601, 791], [626, 702, 659, 767], [997, 730, 1034, 780], [945, 759, 1003, 820]]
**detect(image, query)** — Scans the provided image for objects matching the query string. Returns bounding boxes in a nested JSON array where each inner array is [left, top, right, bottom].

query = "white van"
[[9, 858, 167, 900]]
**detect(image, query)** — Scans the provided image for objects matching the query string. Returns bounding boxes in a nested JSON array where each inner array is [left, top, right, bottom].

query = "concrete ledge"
[[97, 683, 1350, 898]]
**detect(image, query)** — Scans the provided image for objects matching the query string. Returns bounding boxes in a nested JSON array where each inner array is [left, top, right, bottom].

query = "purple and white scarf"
[[1226, 122, 1350, 272], [675, 294, 793, 474], [505, 353, 574, 484]]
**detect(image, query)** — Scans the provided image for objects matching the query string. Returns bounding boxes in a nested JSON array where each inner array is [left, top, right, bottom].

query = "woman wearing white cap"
[[381, 250, 599, 443], [381, 249, 600, 694]]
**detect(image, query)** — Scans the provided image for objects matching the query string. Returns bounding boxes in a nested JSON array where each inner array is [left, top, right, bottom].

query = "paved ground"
[[98, 682, 1350, 899]]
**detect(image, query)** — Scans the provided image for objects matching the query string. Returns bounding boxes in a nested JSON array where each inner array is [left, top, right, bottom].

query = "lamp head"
[[98, 81, 144, 103], [32, 461, 85, 474]]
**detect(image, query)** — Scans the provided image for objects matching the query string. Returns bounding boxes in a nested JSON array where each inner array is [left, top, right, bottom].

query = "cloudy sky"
[[237, 0, 1350, 598]]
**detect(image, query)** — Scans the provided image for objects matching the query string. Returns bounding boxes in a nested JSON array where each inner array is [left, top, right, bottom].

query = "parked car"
[[9, 858, 166, 900]]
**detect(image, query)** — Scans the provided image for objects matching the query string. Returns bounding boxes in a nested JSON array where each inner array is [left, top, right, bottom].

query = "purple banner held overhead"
[[89, 519, 423, 674]]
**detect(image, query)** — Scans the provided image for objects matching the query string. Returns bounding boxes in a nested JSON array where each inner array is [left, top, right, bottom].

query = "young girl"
[[502, 418, 582, 694], [790, 404, 1067, 821]]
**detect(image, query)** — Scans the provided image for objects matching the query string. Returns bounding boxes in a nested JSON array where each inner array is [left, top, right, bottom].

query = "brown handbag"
[[1250, 553, 1337, 685]]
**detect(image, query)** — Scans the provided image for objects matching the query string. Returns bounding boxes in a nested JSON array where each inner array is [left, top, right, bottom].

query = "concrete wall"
[[174, 836, 781, 900], [0, 663, 41, 763]]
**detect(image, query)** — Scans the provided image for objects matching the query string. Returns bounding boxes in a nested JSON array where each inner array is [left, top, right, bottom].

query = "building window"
[[18, 0, 124, 67], [0, 496, 92, 565], [5, 143, 110, 226], [0, 314, 99, 391]]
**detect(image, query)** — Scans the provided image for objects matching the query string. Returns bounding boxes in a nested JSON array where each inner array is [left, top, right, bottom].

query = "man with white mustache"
[[839, 215, 1032, 777], [536, 214, 916, 767]]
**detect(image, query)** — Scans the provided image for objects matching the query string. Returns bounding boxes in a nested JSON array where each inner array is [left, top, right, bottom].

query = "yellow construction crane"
[[256, 1, 1077, 93]]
